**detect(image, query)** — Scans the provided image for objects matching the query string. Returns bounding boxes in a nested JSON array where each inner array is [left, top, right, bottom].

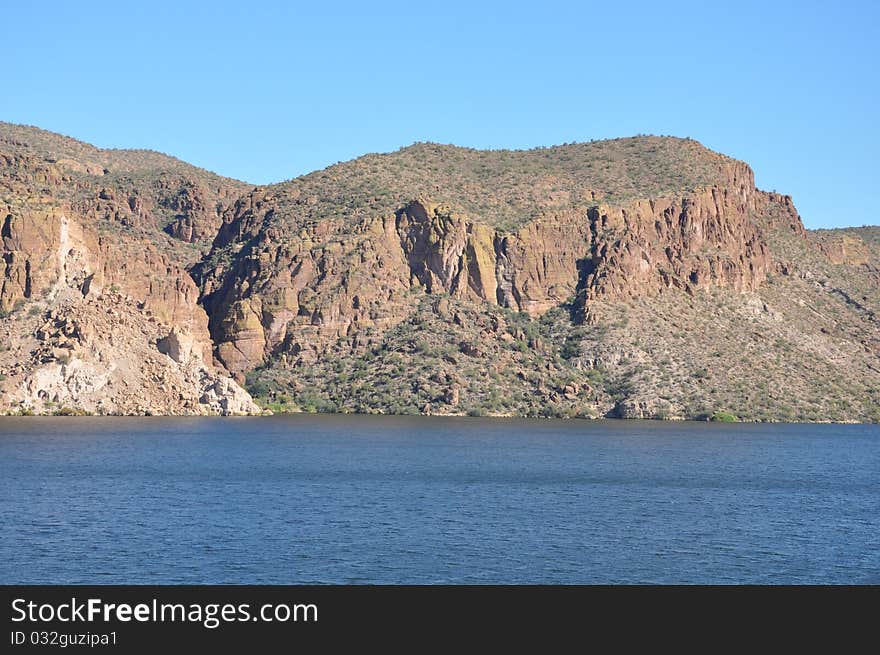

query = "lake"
[[0, 416, 877, 584]]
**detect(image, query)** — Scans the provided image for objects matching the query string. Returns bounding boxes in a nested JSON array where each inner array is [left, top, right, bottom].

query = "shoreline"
[[0, 410, 874, 425]]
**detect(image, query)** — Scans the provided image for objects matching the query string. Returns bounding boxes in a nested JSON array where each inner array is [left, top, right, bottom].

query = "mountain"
[[0, 122, 257, 414], [1, 123, 877, 420]]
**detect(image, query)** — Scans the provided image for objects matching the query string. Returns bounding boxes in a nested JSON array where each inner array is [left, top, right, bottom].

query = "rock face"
[[0, 125, 260, 416], [573, 162, 772, 320], [396, 200, 497, 302], [0, 208, 261, 415], [197, 157, 775, 379], [3, 291, 259, 416], [1, 122, 878, 421]]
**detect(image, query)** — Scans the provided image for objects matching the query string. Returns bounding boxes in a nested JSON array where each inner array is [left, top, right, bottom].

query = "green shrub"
[[560, 338, 581, 359], [54, 406, 85, 416], [245, 375, 271, 398], [585, 368, 605, 386]]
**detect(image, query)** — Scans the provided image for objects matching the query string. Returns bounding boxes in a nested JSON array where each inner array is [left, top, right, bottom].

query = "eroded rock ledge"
[[0, 207, 261, 416], [198, 159, 784, 379]]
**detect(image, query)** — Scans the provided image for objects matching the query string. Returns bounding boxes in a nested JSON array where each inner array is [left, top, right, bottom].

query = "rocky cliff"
[[1, 123, 877, 421], [0, 125, 260, 415], [195, 148, 773, 379]]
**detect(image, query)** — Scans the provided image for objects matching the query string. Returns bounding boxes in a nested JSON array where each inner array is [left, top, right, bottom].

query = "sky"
[[3, 0, 878, 229]]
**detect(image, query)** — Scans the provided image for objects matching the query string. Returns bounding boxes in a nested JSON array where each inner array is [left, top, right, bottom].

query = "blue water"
[[0, 416, 877, 584]]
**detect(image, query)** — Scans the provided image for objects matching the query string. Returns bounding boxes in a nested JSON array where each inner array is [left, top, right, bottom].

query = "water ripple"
[[0, 416, 877, 584]]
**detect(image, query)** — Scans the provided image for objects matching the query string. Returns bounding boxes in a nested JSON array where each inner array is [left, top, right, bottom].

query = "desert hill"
[[1, 123, 877, 420]]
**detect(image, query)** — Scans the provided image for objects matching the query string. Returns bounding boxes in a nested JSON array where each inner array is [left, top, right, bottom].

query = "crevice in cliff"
[[493, 235, 522, 311], [24, 260, 32, 298], [571, 206, 603, 324]]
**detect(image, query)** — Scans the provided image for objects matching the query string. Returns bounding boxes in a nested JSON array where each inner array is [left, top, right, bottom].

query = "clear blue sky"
[[3, 0, 878, 228]]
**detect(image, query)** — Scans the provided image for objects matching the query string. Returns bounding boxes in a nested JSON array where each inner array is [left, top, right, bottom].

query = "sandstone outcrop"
[[0, 125, 260, 416], [2, 122, 878, 421], [198, 157, 777, 377], [1, 290, 260, 415]]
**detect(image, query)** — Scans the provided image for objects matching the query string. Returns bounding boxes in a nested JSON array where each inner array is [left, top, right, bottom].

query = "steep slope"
[[0, 124, 259, 415], [0, 122, 249, 249], [196, 139, 768, 373], [193, 137, 878, 422], [229, 186, 878, 422], [1, 123, 877, 421]]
